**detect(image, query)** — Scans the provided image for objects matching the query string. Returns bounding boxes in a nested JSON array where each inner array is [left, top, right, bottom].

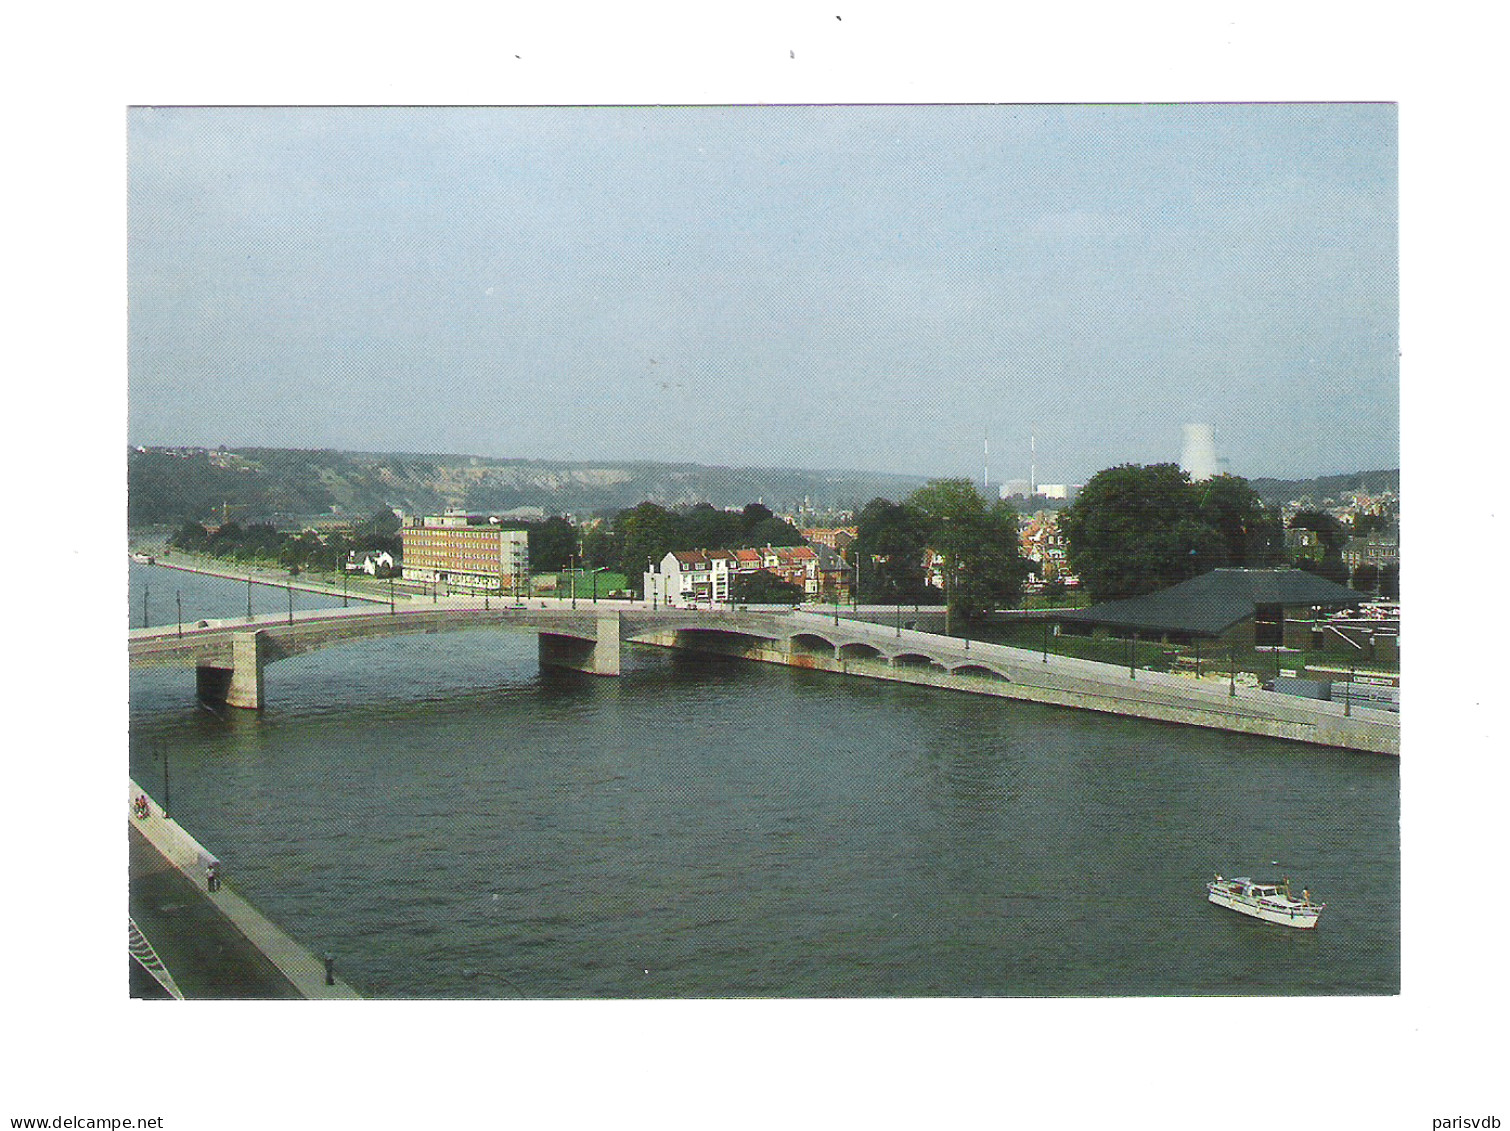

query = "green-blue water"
[[129, 562, 1399, 997]]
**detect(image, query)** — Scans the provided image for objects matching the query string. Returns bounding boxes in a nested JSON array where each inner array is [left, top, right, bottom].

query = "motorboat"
[[1207, 875, 1324, 928]]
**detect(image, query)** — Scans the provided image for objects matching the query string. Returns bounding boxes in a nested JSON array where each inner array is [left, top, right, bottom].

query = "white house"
[[643, 550, 734, 607], [346, 550, 395, 576]]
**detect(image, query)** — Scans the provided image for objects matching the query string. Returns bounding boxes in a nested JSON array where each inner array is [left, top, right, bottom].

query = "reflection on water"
[[128, 563, 1399, 998]]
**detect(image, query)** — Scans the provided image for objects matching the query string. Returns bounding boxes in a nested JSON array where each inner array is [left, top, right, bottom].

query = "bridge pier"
[[196, 630, 267, 710], [537, 611, 621, 676]]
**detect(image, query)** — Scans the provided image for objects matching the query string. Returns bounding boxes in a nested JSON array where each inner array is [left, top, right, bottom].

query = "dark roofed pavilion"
[[1055, 568, 1368, 640]]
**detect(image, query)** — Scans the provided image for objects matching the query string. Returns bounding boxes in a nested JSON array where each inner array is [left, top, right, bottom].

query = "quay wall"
[[135, 553, 393, 605], [128, 779, 361, 998], [634, 631, 1399, 756]]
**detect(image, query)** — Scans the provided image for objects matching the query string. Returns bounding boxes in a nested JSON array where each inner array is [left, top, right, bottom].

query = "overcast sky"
[[128, 104, 1396, 484]]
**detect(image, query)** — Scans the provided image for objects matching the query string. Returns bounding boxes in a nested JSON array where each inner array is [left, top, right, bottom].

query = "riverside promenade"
[[134, 550, 395, 606], [128, 779, 360, 999]]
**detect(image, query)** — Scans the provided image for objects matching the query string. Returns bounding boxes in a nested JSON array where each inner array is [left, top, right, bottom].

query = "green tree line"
[[853, 479, 1027, 626], [170, 510, 402, 574]]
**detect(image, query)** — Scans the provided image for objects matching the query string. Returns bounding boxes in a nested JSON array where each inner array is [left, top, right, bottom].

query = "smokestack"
[[1030, 431, 1037, 496], [1180, 423, 1218, 481]]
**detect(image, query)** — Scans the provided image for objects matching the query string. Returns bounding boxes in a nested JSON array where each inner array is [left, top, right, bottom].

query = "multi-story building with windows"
[[400, 508, 529, 592], [644, 543, 849, 605]]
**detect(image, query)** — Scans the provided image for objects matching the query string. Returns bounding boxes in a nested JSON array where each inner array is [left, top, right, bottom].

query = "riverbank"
[[635, 613, 1400, 756], [128, 779, 361, 999], [136, 550, 398, 606]]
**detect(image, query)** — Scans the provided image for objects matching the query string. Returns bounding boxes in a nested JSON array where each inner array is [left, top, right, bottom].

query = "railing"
[[129, 917, 184, 999]]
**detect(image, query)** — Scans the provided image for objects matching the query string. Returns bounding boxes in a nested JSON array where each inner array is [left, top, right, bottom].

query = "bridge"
[[128, 596, 1398, 754]]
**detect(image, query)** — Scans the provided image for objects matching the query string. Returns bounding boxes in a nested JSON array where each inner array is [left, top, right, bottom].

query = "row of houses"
[[644, 543, 853, 606]]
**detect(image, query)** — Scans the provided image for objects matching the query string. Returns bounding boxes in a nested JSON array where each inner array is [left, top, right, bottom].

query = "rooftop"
[[1054, 568, 1368, 637]]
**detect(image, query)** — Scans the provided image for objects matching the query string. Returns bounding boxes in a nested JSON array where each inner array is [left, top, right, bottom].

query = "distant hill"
[[127, 446, 1400, 529], [127, 446, 934, 528], [1248, 469, 1399, 508]]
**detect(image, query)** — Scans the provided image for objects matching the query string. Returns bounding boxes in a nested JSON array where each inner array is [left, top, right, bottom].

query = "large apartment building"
[[400, 508, 529, 592]]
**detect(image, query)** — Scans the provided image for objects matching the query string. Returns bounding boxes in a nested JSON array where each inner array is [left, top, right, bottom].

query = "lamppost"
[[287, 581, 294, 624], [176, 590, 182, 640], [388, 575, 395, 615], [142, 582, 150, 629], [247, 576, 253, 621]]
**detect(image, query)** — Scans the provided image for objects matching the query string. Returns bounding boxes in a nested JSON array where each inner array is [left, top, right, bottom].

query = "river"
[[128, 560, 1399, 997]]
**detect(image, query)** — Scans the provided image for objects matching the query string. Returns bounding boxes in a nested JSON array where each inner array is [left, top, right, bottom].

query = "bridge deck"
[[128, 599, 1397, 754]]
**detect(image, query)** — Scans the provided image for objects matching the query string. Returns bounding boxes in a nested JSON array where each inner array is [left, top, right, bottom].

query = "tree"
[[1287, 510, 1347, 557], [905, 480, 1025, 624], [1287, 510, 1349, 583], [1195, 475, 1285, 568], [853, 498, 931, 603], [170, 521, 209, 552], [612, 502, 679, 595], [528, 516, 577, 572], [352, 509, 401, 557], [1059, 463, 1223, 603], [732, 571, 805, 604]]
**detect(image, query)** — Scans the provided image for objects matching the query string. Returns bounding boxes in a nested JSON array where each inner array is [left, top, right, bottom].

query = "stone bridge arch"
[[789, 631, 838, 656], [949, 662, 1012, 682], [892, 651, 943, 671]]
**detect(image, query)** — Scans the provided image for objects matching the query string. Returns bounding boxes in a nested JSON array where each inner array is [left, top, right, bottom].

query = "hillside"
[[1248, 469, 1399, 507], [127, 446, 933, 528], [128, 446, 1400, 530]]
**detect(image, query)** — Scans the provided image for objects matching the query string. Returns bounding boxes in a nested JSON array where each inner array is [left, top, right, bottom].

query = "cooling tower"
[[1180, 423, 1218, 481]]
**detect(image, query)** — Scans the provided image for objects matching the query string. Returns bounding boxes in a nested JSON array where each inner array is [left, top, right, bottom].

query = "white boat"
[[1207, 875, 1324, 929]]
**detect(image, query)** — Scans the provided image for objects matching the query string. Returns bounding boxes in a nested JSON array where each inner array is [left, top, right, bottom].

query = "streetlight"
[[247, 576, 253, 621], [176, 590, 182, 640], [142, 582, 150, 630]]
